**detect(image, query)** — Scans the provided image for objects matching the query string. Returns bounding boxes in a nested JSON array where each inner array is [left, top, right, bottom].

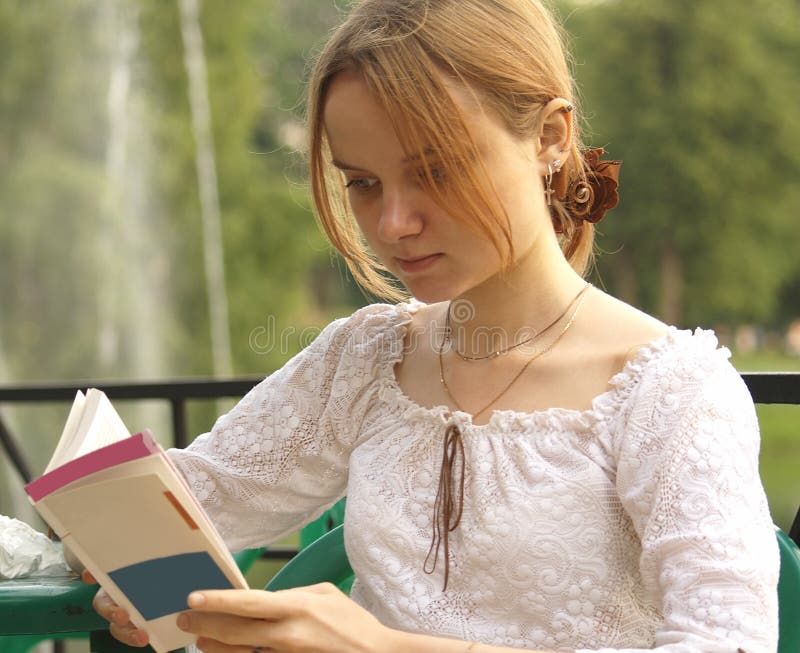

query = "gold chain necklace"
[[444, 290, 577, 362], [438, 283, 590, 420], [425, 282, 591, 591]]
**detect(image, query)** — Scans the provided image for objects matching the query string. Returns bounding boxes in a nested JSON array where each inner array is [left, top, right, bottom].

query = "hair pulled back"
[[307, 0, 592, 301]]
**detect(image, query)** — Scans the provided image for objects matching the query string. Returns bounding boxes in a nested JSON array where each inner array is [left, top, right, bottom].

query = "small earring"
[[544, 159, 562, 206]]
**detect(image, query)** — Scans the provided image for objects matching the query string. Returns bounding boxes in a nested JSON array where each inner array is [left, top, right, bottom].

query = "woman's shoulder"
[[603, 324, 746, 428], [622, 326, 737, 395], [580, 291, 745, 414], [579, 290, 670, 365], [580, 290, 733, 373], [334, 300, 414, 337]]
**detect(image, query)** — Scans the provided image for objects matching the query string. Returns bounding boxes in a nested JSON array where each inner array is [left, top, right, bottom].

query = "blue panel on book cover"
[[108, 552, 234, 620]]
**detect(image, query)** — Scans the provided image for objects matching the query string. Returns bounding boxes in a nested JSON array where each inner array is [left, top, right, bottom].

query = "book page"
[[44, 390, 85, 473], [71, 389, 130, 460], [46, 389, 130, 469]]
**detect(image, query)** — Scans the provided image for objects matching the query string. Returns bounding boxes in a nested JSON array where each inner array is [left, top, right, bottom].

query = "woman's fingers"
[[93, 588, 121, 622], [183, 611, 318, 653], [91, 587, 148, 645], [180, 586, 390, 653], [187, 589, 286, 620], [94, 590, 131, 625], [181, 585, 380, 653], [177, 611, 271, 647], [92, 588, 133, 626], [194, 637, 261, 653], [81, 569, 97, 585], [187, 584, 339, 620], [110, 622, 150, 647]]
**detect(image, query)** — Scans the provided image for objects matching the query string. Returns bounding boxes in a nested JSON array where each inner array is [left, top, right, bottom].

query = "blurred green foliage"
[[2, 0, 798, 379], [558, 0, 800, 327]]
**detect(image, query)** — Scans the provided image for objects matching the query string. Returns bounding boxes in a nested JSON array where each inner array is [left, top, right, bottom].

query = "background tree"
[[0, 0, 348, 515], [560, 0, 800, 327]]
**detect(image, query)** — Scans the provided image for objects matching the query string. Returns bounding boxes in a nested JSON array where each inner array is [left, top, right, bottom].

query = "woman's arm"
[[608, 333, 779, 652], [167, 303, 397, 551]]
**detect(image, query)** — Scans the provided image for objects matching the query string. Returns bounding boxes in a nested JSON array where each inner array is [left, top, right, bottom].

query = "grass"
[[756, 404, 800, 531], [732, 350, 800, 532], [731, 351, 800, 373]]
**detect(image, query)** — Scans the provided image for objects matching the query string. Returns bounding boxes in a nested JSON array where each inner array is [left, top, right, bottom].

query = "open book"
[[25, 389, 248, 653]]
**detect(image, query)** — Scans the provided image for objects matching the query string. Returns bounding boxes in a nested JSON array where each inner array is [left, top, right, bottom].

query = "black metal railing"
[[2, 372, 799, 547], [0, 377, 265, 458]]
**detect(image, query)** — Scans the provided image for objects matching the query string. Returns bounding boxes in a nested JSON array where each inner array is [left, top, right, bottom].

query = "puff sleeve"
[[167, 304, 399, 551], [582, 332, 779, 653]]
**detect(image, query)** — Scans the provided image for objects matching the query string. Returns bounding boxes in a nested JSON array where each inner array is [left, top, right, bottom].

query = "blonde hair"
[[307, 0, 592, 301]]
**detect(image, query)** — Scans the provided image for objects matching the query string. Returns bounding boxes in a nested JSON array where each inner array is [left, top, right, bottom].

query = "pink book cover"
[[25, 430, 161, 502]]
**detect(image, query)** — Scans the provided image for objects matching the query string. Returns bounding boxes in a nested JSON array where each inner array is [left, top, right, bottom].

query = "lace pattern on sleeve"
[[167, 303, 408, 550], [588, 329, 779, 652]]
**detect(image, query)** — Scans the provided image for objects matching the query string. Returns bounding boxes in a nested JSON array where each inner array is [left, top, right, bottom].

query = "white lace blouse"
[[168, 303, 779, 652]]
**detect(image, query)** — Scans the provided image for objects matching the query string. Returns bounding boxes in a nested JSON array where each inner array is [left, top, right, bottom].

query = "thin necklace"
[[425, 282, 591, 591], [444, 291, 577, 362], [438, 283, 590, 420]]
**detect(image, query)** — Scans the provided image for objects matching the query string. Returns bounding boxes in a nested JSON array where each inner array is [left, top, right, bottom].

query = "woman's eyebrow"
[[402, 147, 437, 163], [331, 158, 362, 171], [330, 148, 439, 171]]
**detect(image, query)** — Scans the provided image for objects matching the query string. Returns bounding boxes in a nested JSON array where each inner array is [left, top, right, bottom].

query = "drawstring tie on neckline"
[[424, 420, 465, 591]]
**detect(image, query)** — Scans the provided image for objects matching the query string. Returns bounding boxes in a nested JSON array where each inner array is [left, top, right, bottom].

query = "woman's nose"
[[377, 188, 424, 243]]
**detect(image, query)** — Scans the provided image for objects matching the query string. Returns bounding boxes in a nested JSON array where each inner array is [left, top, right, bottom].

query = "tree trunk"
[[179, 0, 233, 379], [659, 242, 683, 325], [610, 247, 638, 307]]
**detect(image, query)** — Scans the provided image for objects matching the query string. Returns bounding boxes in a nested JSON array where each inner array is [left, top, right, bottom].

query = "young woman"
[[93, 0, 779, 651]]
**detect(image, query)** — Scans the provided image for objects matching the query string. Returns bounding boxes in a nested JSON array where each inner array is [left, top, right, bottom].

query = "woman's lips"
[[395, 253, 442, 274]]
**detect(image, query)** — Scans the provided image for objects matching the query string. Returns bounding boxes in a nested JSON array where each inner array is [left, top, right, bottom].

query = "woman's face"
[[323, 70, 549, 303]]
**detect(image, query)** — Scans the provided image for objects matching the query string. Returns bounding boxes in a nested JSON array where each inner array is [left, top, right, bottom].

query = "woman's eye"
[[418, 166, 446, 185], [345, 177, 378, 191]]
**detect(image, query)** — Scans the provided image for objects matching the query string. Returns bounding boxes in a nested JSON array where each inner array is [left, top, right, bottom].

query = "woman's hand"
[[83, 570, 150, 647], [178, 583, 393, 653]]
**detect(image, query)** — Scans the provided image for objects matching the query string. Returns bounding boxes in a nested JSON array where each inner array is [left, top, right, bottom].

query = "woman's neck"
[[447, 238, 587, 359]]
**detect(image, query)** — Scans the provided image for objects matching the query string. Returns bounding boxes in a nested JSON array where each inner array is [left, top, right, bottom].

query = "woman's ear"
[[536, 98, 573, 170]]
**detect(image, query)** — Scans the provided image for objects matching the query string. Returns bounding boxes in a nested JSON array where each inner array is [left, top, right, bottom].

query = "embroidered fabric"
[[168, 303, 779, 653]]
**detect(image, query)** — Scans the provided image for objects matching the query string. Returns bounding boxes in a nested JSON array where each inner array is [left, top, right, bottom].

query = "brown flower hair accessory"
[[562, 148, 621, 224]]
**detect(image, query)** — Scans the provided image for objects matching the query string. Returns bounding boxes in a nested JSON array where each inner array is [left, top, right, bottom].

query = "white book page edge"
[[44, 390, 86, 474], [73, 389, 130, 459]]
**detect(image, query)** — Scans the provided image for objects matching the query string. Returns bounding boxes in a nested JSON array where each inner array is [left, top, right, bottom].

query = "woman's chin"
[[401, 272, 501, 305], [399, 281, 454, 305]]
